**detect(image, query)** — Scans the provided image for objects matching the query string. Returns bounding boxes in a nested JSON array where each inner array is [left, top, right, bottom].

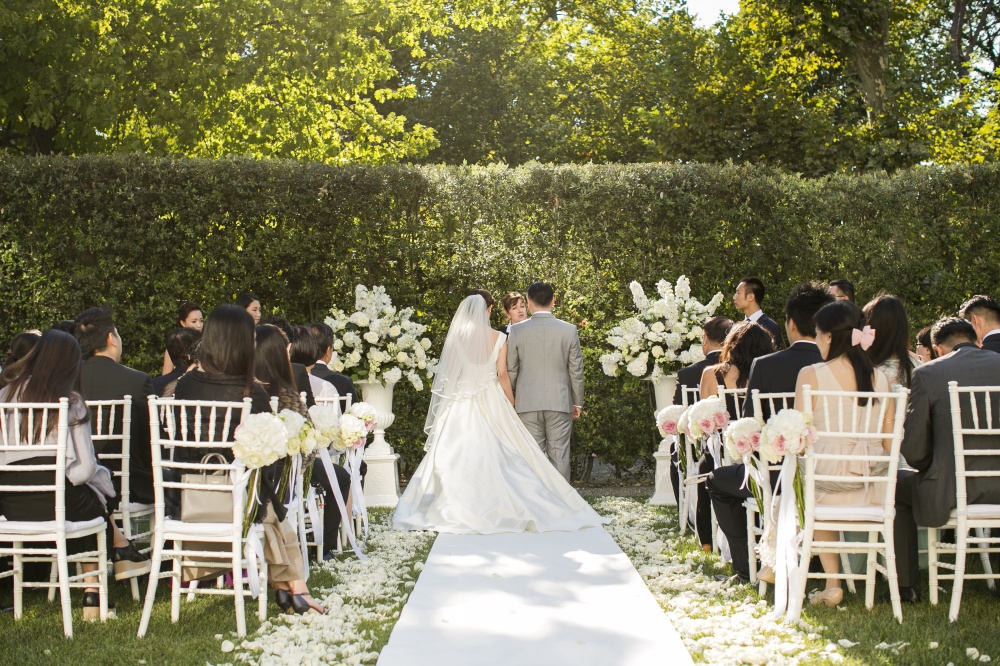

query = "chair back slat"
[[315, 394, 352, 416], [87, 397, 134, 504], [677, 385, 700, 408], [0, 399, 71, 504], [718, 386, 747, 420], [948, 383, 1000, 514]]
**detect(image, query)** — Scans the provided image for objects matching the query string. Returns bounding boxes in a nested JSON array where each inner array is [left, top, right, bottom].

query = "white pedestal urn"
[[357, 380, 401, 508], [648, 372, 679, 507]]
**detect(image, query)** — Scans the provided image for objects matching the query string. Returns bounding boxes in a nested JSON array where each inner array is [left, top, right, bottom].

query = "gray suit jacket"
[[506, 312, 584, 414], [901, 342, 1000, 527]]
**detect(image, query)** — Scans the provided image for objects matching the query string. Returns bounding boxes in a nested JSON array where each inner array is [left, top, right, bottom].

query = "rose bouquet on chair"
[[276, 410, 323, 504], [232, 412, 291, 537], [656, 404, 688, 471], [723, 417, 765, 514], [678, 396, 729, 484], [600, 276, 725, 381]]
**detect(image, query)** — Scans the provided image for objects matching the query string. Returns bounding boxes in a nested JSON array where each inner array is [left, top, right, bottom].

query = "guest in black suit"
[[708, 282, 833, 582], [669, 316, 733, 509], [891, 317, 1000, 602], [308, 321, 360, 405], [959, 294, 1000, 354], [74, 307, 157, 505], [733, 276, 783, 349], [152, 327, 201, 396]]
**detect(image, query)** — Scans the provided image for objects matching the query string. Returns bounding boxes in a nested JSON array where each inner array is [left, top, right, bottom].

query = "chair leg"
[[257, 557, 268, 621], [56, 540, 73, 638], [882, 521, 903, 623], [950, 533, 969, 622], [137, 539, 165, 638], [928, 527, 940, 605], [747, 511, 758, 585], [46, 561, 58, 602], [232, 544, 246, 638], [170, 557, 182, 623], [12, 547, 23, 620], [98, 526, 109, 621], [864, 531, 878, 609]]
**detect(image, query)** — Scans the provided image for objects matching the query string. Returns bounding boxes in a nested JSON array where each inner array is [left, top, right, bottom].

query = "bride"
[[393, 293, 607, 534]]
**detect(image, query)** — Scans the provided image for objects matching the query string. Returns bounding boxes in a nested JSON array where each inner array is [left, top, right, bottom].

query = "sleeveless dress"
[[392, 333, 607, 534], [809, 363, 891, 508]]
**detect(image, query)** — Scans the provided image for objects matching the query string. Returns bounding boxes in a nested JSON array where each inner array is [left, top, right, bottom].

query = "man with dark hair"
[[889, 316, 1000, 603], [74, 307, 156, 504], [958, 294, 1000, 354], [670, 316, 734, 511], [829, 279, 855, 302], [153, 327, 201, 395], [50, 319, 76, 334], [733, 277, 783, 348], [707, 282, 834, 583], [307, 321, 360, 405]]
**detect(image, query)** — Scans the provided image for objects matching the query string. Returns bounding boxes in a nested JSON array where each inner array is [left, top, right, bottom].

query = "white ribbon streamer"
[[346, 447, 369, 538], [306, 490, 323, 546], [244, 528, 265, 599], [319, 447, 368, 561], [771, 454, 804, 621]]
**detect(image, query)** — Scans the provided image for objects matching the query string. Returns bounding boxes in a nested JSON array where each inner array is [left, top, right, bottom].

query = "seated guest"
[[290, 326, 340, 403], [862, 294, 917, 389], [733, 276, 784, 349], [235, 292, 262, 324], [669, 316, 733, 507], [1, 331, 40, 380], [262, 316, 315, 408], [0, 330, 150, 617], [692, 320, 773, 551], [153, 327, 201, 396], [173, 306, 325, 613], [50, 320, 76, 334], [829, 279, 855, 302], [75, 307, 156, 505], [308, 321, 360, 405], [892, 317, 1000, 603], [793, 300, 895, 607], [162, 301, 203, 374], [915, 326, 936, 364], [710, 282, 833, 583], [959, 294, 1000, 354]]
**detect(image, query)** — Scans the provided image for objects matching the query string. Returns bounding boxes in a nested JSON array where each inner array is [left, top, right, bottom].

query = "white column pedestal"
[[363, 450, 401, 508], [649, 441, 677, 506]]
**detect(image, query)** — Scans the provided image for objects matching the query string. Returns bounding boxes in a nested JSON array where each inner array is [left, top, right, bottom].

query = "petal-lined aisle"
[[377, 527, 691, 666]]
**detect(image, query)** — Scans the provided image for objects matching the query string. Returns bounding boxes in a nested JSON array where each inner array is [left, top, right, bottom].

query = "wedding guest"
[[153, 327, 201, 396], [50, 319, 76, 334], [308, 321, 360, 405], [262, 316, 315, 407], [1, 331, 40, 378], [258, 324, 353, 562], [862, 294, 916, 389], [501, 291, 528, 334], [235, 292, 262, 324], [959, 294, 1000, 354], [669, 316, 733, 507], [711, 282, 832, 584], [733, 277, 783, 348], [172, 306, 325, 613], [0, 330, 151, 618], [75, 307, 156, 505], [693, 320, 772, 551], [915, 326, 936, 363], [793, 300, 895, 607], [161, 301, 204, 375], [289, 326, 339, 402], [891, 317, 1000, 604], [829, 279, 855, 302]]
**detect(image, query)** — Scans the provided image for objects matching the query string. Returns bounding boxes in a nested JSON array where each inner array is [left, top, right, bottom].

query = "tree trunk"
[[852, 34, 888, 121]]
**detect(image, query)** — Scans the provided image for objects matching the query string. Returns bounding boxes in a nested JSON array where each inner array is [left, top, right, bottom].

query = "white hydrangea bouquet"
[[601, 276, 724, 381], [325, 285, 436, 390], [232, 412, 290, 534]]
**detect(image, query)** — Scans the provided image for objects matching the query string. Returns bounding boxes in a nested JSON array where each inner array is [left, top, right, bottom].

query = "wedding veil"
[[423, 295, 498, 447]]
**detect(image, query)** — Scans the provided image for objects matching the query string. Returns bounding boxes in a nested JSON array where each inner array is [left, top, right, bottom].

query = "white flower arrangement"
[[684, 396, 729, 439], [337, 413, 369, 452], [723, 417, 762, 461], [759, 408, 818, 464], [348, 401, 378, 434], [655, 404, 687, 437], [232, 412, 288, 469], [325, 285, 437, 390], [601, 276, 724, 379], [308, 403, 342, 450]]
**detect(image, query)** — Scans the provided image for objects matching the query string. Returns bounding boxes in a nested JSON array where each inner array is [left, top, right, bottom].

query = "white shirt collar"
[[984, 328, 1000, 341], [746, 310, 764, 323]]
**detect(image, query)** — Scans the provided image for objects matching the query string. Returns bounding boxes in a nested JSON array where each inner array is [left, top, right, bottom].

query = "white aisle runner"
[[377, 527, 692, 666]]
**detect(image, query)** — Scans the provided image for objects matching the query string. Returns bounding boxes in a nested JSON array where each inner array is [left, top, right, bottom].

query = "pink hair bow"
[[852, 326, 876, 351]]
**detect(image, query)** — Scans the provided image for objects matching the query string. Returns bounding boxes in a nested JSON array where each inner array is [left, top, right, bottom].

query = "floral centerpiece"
[[325, 285, 437, 390], [232, 412, 290, 535], [600, 276, 724, 382]]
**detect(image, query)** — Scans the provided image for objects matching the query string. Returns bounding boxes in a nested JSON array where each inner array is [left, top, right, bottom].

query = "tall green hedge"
[[2, 156, 998, 479]]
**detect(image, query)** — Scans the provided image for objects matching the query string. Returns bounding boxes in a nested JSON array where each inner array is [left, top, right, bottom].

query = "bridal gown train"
[[393, 333, 607, 534]]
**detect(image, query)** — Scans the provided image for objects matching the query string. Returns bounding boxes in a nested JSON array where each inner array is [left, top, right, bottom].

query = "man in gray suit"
[[892, 317, 1000, 602], [507, 282, 584, 481]]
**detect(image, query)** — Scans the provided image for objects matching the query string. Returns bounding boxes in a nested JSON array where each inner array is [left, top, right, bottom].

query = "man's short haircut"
[[74, 307, 116, 360], [527, 282, 555, 306], [308, 321, 335, 359], [740, 277, 765, 305], [703, 317, 734, 345], [931, 317, 978, 348], [785, 282, 836, 338], [261, 315, 294, 340], [959, 295, 1000, 326], [829, 279, 856, 301], [50, 320, 76, 335], [289, 326, 320, 366], [165, 327, 201, 369]]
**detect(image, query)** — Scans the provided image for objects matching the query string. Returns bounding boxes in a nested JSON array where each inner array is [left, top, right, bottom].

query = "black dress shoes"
[[715, 572, 751, 585], [876, 586, 921, 603]]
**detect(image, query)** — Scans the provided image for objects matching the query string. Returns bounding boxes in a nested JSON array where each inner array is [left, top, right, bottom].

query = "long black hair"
[[717, 320, 775, 388], [199, 305, 256, 398], [814, 300, 876, 401], [254, 324, 297, 398], [862, 293, 912, 387]]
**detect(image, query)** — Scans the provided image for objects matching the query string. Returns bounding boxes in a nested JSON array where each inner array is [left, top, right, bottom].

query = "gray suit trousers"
[[519, 411, 573, 481]]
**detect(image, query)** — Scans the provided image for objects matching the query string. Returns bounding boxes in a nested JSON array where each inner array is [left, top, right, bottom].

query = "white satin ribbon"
[[708, 433, 723, 465], [771, 454, 804, 622], [319, 447, 368, 561], [244, 528, 265, 599], [307, 490, 323, 546], [346, 447, 369, 538]]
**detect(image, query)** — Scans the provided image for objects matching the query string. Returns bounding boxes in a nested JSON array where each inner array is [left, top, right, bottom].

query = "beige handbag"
[[180, 453, 234, 523]]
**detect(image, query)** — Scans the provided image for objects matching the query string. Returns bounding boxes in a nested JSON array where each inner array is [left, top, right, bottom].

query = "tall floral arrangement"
[[600, 276, 724, 381], [325, 285, 437, 390]]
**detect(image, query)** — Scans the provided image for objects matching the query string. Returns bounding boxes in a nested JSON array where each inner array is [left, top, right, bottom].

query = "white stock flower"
[[675, 275, 692, 300], [629, 281, 649, 310]]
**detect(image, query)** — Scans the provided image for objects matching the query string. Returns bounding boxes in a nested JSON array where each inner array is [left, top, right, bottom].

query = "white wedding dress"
[[393, 302, 606, 534]]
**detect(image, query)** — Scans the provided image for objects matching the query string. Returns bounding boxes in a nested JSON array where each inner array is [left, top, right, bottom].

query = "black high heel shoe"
[[289, 593, 326, 615], [274, 588, 294, 613]]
